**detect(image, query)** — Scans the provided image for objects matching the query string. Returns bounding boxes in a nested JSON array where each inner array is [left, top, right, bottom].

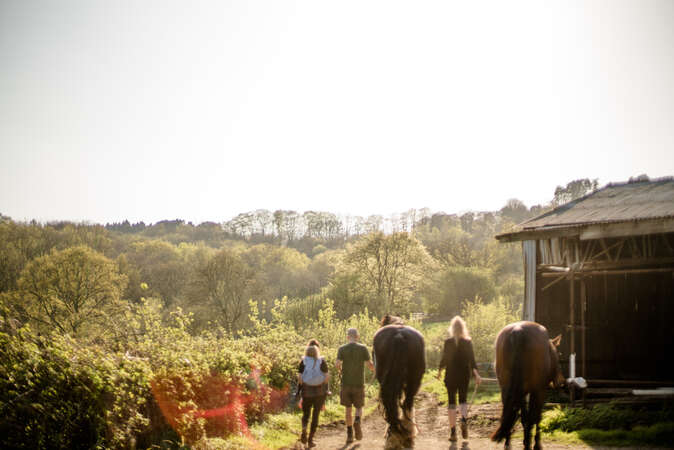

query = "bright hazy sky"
[[1, 0, 673, 224]]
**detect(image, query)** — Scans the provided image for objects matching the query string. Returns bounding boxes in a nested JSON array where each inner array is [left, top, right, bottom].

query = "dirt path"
[[283, 391, 623, 450]]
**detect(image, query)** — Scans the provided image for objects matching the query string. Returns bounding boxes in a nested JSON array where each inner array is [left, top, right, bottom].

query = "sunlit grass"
[[422, 369, 501, 405], [542, 423, 674, 447], [419, 321, 450, 340], [212, 383, 381, 449], [539, 403, 674, 447]]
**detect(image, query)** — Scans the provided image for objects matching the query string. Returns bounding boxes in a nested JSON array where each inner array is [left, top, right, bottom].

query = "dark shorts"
[[303, 384, 328, 398], [340, 385, 365, 407], [445, 378, 469, 406]]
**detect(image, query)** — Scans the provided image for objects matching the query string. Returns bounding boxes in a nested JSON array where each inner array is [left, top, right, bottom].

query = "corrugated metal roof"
[[520, 177, 674, 230]]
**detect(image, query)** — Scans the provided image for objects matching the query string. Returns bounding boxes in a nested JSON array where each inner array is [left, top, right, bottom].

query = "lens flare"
[[151, 366, 289, 445]]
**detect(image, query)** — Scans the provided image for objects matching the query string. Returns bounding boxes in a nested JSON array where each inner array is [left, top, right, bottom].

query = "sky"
[[1, 0, 673, 225]]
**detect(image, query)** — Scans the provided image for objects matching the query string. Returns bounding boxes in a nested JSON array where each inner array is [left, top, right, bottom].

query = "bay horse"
[[491, 321, 564, 449], [373, 315, 425, 449]]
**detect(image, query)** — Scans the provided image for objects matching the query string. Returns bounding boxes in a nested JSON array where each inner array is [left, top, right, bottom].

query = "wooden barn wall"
[[536, 270, 674, 381], [535, 275, 576, 376]]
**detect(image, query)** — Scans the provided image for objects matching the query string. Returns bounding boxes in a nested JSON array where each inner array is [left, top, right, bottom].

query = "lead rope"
[[465, 380, 480, 417]]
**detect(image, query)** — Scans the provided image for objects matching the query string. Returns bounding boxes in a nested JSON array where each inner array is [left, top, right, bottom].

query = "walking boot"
[[300, 429, 307, 444], [460, 417, 468, 439], [346, 426, 354, 443], [354, 417, 363, 440], [308, 432, 317, 448], [449, 426, 457, 442]]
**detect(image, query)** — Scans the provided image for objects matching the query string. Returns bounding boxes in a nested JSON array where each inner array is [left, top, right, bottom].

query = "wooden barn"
[[496, 178, 674, 389]]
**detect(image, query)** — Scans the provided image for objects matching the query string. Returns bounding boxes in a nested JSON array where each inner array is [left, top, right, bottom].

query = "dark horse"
[[373, 315, 425, 449], [491, 321, 564, 449]]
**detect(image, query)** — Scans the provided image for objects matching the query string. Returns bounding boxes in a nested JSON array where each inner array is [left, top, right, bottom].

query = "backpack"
[[302, 356, 326, 386]]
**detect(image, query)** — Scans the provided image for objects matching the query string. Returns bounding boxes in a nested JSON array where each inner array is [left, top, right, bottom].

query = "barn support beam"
[[569, 274, 576, 403], [523, 240, 536, 321], [581, 279, 587, 379]]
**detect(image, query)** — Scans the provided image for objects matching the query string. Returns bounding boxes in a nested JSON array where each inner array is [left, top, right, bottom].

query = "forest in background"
[[0, 179, 598, 448], [0, 178, 598, 336]]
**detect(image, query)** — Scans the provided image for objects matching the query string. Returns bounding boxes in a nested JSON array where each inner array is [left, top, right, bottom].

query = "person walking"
[[437, 316, 481, 442], [336, 327, 374, 444], [298, 340, 329, 448]]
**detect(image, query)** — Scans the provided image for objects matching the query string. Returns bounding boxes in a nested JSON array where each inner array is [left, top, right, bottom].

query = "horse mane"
[[381, 314, 404, 326]]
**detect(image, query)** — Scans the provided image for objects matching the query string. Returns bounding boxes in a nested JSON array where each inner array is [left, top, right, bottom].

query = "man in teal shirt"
[[336, 327, 374, 443]]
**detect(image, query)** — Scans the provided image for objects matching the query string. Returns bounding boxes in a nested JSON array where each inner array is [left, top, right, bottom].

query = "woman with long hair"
[[437, 316, 481, 442], [297, 340, 329, 448]]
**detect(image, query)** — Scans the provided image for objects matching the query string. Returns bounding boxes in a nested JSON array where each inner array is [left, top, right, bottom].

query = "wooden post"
[[569, 274, 575, 404], [580, 278, 586, 378], [581, 278, 587, 407], [523, 240, 537, 321]]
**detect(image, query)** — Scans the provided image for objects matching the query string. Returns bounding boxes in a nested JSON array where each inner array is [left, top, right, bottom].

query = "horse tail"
[[491, 328, 525, 443], [380, 330, 407, 435]]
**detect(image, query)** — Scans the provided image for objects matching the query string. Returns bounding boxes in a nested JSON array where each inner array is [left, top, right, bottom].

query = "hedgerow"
[[0, 296, 390, 448]]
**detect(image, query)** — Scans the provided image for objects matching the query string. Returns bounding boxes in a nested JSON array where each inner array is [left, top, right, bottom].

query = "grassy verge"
[[211, 382, 380, 449], [541, 422, 674, 447], [540, 403, 674, 447]]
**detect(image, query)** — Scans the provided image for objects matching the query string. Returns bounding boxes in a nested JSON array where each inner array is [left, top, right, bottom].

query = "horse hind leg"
[[529, 391, 545, 450], [521, 393, 532, 449]]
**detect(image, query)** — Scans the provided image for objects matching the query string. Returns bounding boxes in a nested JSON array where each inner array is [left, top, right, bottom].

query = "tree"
[[500, 198, 530, 224], [421, 266, 496, 317], [273, 210, 301, 244], [13, 246, 127, 336], [552, 178, 599, 206], [337, 232, 432, 316], [241, 244, 311, 301], [0, 221, 51, 293], [188, 248, 256, 332], [123, 240, 186, 306]]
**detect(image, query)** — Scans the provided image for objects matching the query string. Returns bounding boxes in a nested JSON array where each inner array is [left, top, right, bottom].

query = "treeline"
[[0, 178, 598, 338]]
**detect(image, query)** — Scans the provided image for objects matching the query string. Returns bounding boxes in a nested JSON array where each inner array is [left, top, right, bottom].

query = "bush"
[[0, 330, 158, 449], [0, 295, 399, 448]]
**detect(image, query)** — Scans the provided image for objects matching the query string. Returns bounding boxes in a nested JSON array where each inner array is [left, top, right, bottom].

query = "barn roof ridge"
[[497, 177, 674, 242]]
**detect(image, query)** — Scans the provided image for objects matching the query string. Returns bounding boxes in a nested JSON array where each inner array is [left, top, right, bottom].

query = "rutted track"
[[283, 391, 599, 449]]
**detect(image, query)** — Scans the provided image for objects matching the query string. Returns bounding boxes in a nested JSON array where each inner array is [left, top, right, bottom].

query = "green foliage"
[[334, 232, 433, 317], [11, 246, 127, 338], [0, 330, 156, 449], [252, 298, 381, 388], [186, 247, 257, 332], [573, 423, 674, 447], [552, 178, 599, 207], [422, 266, 497, 317], [541, 403, 674, 433], [419, 321, 451, 370], [124, 240, 186, 306], [1, 298, 314, 448], [541, 404, 674, 447], [461, 296, 520, 363]]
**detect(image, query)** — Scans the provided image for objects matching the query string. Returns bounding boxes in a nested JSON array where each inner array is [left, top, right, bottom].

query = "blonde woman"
[[297, 340, 329, 448], [437, 316, 482, 442]]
